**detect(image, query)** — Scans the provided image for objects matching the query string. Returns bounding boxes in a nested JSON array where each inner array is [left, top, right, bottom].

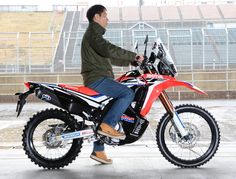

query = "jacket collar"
[[89, 22, 106, 35]]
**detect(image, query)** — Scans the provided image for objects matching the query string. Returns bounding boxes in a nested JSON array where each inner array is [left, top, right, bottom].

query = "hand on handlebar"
[[135, 54, 144, 63], [131, 54, 144, 67]]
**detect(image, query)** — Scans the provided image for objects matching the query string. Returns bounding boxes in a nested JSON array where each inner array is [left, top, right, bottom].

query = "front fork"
[[159, 91, 188, 138]]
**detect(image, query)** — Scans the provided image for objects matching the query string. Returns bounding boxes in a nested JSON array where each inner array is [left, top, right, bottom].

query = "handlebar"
[[132, 36, 177, 77]]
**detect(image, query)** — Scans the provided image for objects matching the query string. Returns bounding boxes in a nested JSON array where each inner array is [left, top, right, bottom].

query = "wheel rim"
[[30, 118, 73, 160], [163, 111, 215, 162]]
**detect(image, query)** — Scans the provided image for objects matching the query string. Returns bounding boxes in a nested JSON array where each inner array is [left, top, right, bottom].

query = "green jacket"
[[81, 22, 136, 86]]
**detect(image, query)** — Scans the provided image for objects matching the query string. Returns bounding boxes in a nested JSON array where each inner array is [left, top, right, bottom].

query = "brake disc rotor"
[[170, 122, 200, 149], [42, 128, 63, 149]]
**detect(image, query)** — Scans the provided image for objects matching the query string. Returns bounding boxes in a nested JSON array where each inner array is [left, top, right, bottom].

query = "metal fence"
[[63, 27, 236, 72], [0, 32, 57, 73], [1, 27, 236, 73]]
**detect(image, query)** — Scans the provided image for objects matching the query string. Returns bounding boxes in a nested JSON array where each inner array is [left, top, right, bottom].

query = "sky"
[[0, 0, 235, 11]]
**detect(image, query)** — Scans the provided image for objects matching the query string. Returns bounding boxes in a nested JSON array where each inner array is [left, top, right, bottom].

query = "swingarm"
[[55, 129, 94, 141]]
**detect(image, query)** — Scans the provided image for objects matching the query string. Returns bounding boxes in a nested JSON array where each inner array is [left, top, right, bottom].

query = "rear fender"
[[15, 90, 34, 117], [15, 82, 42, 117]]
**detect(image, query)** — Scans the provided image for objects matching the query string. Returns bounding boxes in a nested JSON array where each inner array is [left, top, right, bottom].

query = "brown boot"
[[90, 151, 113, 164], [97, 123, 126, 140]]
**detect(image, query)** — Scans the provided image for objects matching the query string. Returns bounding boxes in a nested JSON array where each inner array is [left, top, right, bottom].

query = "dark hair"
[[86, 4, 106, 22]]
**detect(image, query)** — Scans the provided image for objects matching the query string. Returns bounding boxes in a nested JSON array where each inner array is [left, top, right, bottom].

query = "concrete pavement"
[[0, 100, 236, 178], [0, 141, 236, 179]]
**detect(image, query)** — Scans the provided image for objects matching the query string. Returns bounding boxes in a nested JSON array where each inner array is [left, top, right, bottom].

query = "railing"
[[0, 70, 236, 96], [0, 32, 57, 73], [1, 27, 236, 73]]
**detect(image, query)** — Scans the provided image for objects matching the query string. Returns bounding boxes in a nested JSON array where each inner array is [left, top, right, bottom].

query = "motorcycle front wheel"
[[156, 104, 220, 168], [22, 108, 83, 169]]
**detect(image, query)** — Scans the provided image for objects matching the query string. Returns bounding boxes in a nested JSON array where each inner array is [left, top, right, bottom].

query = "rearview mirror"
[[133, 41, 139, 53]]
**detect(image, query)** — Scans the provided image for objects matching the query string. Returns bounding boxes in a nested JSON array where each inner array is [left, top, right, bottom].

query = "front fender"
[[162, 79, 207, 95], [140, 77, 207, 116]]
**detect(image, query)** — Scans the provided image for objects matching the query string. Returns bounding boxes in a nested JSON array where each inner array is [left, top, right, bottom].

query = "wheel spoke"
[[22, 109, 84, 169], [32, 118, 73, 159], [187, 148, 201, 157], [158, 105, 220, 167]]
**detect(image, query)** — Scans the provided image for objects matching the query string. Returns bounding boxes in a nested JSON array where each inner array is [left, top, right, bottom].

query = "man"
[[81, 4, 144, 164]]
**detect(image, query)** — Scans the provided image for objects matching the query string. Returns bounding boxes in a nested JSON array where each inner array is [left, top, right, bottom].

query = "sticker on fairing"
[[121, 115, 135, 123]]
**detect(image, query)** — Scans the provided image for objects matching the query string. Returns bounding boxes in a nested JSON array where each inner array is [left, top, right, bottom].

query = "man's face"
[[93, 10, 109, 28]]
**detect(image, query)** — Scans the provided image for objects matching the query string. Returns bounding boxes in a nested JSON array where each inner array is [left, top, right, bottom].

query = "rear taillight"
[[24, 82, 31, 89]]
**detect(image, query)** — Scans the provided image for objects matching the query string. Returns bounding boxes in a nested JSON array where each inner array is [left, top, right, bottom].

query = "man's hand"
[[131, 54, 145, 67], [135, 54, 144, 63]]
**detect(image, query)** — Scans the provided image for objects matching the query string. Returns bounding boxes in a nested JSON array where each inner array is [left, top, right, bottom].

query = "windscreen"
[[156, 38, 178, 76]]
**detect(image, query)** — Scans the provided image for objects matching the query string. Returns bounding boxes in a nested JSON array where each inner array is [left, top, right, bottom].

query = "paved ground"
[[0, 99, 236, 179], [0, 141, 236, 179]]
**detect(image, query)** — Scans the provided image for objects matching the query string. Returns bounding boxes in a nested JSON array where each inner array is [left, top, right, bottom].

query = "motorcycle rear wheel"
[[156, 104, 220, 168], [22, 108, 83, 169]]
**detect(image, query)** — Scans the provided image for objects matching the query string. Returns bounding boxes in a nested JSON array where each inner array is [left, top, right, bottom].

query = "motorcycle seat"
[[58, 84, 99, 96]]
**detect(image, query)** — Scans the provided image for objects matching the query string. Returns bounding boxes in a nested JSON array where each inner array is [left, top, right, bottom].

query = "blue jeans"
[[88, 77, 135, 151]]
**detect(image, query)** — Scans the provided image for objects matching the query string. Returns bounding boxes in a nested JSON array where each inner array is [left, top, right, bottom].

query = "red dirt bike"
[[16, 36, 220, 169]]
